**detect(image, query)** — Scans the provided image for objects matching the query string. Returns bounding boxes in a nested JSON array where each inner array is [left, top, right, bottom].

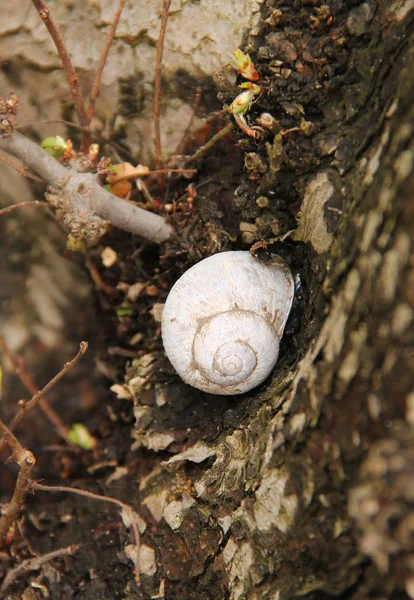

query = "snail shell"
[[161, 251, 294, 395]]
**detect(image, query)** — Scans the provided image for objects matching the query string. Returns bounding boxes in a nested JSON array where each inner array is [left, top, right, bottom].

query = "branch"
[[154, 0, 172, 189], [87, 0, 126, 122], [5, 341, 89, 437], [0, 132, 174, 244], [0, 420, 36, 547], [183, 122, 234, 166], [0, 340, 88, 450], [1, 544, 79, 592], [31, 0, 92, 150], [0, 201, 46, 217], [31, 482, 142, 581], [0, 151, 45, 183]]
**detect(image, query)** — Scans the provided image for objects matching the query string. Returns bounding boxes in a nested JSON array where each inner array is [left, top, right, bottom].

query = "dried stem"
[[0, 419, 36, 548], [113, 168, 197, 184], [183, 122, 234, 166], [31, 481, 141, 579], [0, 201, 46, 217], [5, 341, 88, 440], [0, 132, 174, 243], [0, 152, 45, 184], [87, 0, 126, 122], [153, 0, 171, 189], [175, 86, 202, 155], [31, 0, 92, 151], [0, 339, 88, 449], [1, 544, 79, 592]]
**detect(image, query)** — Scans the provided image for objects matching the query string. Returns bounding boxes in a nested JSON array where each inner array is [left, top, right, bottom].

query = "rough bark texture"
[[0, 1, 413, 599]]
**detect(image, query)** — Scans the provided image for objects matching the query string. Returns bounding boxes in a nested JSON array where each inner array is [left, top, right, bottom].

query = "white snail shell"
[[161, 251, 294, 395]]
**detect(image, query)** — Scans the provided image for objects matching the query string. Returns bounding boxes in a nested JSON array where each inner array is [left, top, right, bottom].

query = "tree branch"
[[154, 0, 171, 189], [0, 132, 174, 244], [1, 544, 79, 592], [31, 0, 92, 150], [87, 0, 126, 122], [0, 420, 36, 547]]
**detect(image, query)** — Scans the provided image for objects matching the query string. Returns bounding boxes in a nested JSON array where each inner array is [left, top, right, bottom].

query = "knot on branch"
[[63, 212, 110, 244], [0, 95, 18, 137], [45, 186, 109, 244]]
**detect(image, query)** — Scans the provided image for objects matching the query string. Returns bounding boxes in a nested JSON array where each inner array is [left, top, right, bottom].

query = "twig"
[[183, 122, 234, 166], [0, 201, 47, 217], [31, 481, 142, 580], [113, 168, 197, 184], [0, 152, 45, 184], [174, 86, 202, 155], [0, 131, 174, 243], [0, 419, 36, 548], [1, 544, 79, 592], [87, 0, 126, 122], [153, 0, 172, 189], [31, 0, 92, 151], [15, 119, 136, 161], [5, 341, 88, 440]]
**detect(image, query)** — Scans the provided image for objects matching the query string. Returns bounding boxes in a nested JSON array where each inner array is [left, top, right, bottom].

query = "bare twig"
[[0, 201, 47, 217], [5, 341, 88, 440], [154, 0, 172, 189], [113, 168, 197, 185], [87, 0, 126, 122], [31, 0, 92, 150], [15, 120, 136, 161], [31, 481, 142, 580], [1, 544, 79, 592], [0, 132, 174, 243], [174, 86, 202, 155], [0, 152, 45, 184], [0, 337, 70, 445], [183, 122, 234, 166], [0, 419, 36, 548]]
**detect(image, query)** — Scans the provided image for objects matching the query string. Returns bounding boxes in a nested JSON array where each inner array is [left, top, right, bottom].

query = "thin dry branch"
[[31, 0, 92, 150], [1, 544, 79, 592], [0, 132, 174, 243], [0, 337, 72, 445], [87, 0, 126, 122], [183, 122, 234, 166], [5, 341, 88, 439], [0, 152, 45, 184], [0, 340, 88, 450], [175, 86, 202, 155], [154, 0, 172, 189], [0, 201, 46, 217], [31, 481, 142, 580], [0, 419, 36, 548]]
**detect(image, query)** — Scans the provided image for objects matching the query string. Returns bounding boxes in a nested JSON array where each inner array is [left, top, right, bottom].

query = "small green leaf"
[[40, 136, 67, 159], [68, 423, 96, 450]]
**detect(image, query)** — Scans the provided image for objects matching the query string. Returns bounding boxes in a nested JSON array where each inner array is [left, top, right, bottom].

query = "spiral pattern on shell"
[[162, 251, 294, 395]]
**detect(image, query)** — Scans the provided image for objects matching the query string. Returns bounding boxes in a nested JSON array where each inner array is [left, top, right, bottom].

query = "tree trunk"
[[0, 1, 413, 599]]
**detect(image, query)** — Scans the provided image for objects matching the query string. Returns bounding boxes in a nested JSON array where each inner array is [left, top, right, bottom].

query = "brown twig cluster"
[[0, 342, 88, 548], [0, 340, 142, 587], [0, 338, 87, 447]]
